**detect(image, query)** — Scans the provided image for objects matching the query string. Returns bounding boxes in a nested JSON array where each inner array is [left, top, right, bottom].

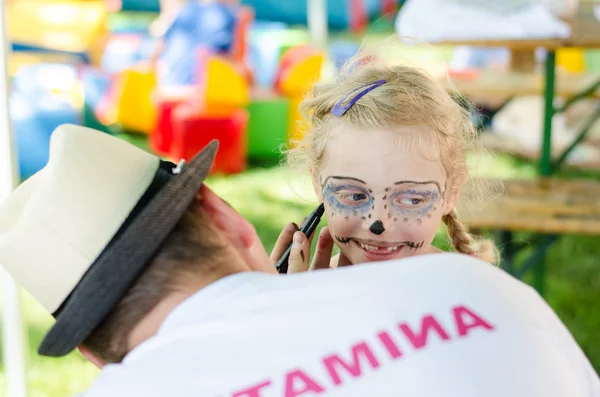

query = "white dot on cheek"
[[361, 219, 371, 229], [386, 222, 397, 232]]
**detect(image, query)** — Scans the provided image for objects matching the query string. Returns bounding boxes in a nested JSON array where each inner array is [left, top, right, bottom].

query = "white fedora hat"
[[0, 124, 218, 357]]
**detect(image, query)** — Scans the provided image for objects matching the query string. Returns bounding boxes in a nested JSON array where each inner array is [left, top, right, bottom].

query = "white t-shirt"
[[81, 253, 599, 397]]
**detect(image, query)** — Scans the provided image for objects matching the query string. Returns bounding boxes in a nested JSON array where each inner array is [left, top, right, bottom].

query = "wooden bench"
[[423, 2, 600, 296], [440, 70, 600, 101], [461, 177, 600, 294], [463, 178, 600, 234], [478, 131, 600, 171]]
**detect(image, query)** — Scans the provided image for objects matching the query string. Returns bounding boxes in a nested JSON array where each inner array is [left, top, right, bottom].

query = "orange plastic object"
[[113, 68, 158, 133], [382, 0, 397, 15], [448, 68, 480, 80], [274, 46, 325, 97], [273, 45, 312, 91], [231, 6, 254, 65], [350, 0, 367, 32], [170, 106, 248, 174], [231, 6, 255, 85]]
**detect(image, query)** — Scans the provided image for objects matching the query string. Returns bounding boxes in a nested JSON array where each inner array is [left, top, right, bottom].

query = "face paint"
[[369, 220, 385, 235], [404, 240, 424, 250], [386, 181, 445, 223], [333, 235, 426, 262], [324, 177, 444, 240], [335, 235, 352, 244], [321, 176, 374, 219], [315, 125, 450, 265]]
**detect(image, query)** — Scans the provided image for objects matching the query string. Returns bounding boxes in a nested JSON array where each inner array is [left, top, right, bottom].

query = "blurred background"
[[0, 0, 599, 396]]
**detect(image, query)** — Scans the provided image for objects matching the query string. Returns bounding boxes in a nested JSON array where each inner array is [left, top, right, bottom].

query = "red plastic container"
[[170, 106, 248, 175], [150, 97, 186, 156]]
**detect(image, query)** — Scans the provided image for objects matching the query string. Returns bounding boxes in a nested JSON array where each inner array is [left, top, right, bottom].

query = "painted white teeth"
[[359, 243, 377, 251], [358, 242, 399, 252]]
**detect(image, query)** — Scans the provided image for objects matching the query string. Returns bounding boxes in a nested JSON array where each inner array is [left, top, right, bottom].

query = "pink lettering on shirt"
[[453, 305, 495, 337], [284, 369, 326, 397], [377, 331, 403, 359], [322, 341, 380, 386], [399, 314, 451, 349], [228, 303, 496, 396]]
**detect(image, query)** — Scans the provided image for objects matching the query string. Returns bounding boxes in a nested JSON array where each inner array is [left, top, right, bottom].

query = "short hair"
[[83, 199, 226, 363]]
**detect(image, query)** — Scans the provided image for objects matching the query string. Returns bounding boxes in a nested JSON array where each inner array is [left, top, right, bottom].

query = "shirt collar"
[[156, 271, 272, 335]]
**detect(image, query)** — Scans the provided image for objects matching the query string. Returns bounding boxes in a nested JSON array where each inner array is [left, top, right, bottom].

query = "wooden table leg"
[[509, 48, 536, 72]]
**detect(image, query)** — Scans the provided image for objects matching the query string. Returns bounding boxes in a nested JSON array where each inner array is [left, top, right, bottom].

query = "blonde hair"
[[284, 50, 499, 264]]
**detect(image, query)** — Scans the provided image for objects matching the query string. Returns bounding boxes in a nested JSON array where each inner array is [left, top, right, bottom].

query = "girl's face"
[[314, 125, 455, 265]]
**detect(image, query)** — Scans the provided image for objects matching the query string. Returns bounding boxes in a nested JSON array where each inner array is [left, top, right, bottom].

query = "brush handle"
[[276, 203, 324, 274]]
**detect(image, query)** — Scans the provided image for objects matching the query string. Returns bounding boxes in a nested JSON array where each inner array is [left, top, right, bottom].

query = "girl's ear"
[[443, 182, 462, 215], [310, 169, 323, 202]]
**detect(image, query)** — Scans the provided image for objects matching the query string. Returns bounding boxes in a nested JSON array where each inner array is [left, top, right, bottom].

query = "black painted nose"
[[369, 220, 385, 235]]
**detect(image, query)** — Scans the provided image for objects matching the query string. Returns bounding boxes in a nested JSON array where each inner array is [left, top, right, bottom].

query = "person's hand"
[[269, 222, 299, 267], [288, 226, 352, 272], [270, 224, 351, 273]]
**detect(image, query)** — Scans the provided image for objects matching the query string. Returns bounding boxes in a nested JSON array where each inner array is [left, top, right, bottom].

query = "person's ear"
[[443, 182, 461, 215], [78, 345, 106, 369], [199, 184, 276, 273], [310, 169, 323, 202], [199, 184, 256, 249]]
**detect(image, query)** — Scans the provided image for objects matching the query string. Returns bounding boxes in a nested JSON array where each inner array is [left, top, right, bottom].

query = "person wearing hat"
[[0, 124, 598, 396]]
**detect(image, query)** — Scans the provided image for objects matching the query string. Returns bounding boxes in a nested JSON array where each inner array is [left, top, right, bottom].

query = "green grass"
[[0, 153, 598, 396]]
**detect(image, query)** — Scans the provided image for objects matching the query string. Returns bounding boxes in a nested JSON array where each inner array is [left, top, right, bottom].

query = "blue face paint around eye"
[[388, 189, 440, 219], [403, 189, 439, 199], [323, 183, 373, 218]]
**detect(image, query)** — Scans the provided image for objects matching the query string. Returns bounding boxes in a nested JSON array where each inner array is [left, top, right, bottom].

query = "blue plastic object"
[[248, 22, 288, 87], [241, 0, 382, 30], [329, 40, 361, 70], [80, 67, 112, 112], [11, 64, 81, 180], [158, 2, 238, 86], [120, 0, 160, 12], [12, 43, 90, 63], [101, 34, 157, 73], [121, 0, 390, 29]]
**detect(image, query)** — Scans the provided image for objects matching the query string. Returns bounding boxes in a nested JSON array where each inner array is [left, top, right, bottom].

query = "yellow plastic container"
[[8, 0, 109, 66], [203, 57, 250, 115], [556, 48, 585, 73], [288, 95, 309, 145], [114, 68, 157, 134]]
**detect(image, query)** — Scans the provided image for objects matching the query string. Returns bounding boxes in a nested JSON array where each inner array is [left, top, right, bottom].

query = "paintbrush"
[[276, 203, 325, 274]]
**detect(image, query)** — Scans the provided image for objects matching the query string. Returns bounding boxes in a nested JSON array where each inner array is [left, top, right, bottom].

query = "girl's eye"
[[337, 191, 369, 205], [398, 197, 423, 206]]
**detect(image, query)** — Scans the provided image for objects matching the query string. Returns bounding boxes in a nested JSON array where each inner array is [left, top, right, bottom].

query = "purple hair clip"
[[331, 79, 386, 117]]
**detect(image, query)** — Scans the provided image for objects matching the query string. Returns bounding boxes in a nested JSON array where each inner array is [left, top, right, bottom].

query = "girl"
[[282, 51, 498, 271]]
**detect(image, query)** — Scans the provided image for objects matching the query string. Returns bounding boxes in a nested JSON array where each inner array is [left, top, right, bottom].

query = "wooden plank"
[[568, 1, 600, 47], [510, 48, 536, 72], [434, 37, 600, 50], [441, 70, 600, 99], [462, 178, 600, 234], [478, 131, 600, 170]]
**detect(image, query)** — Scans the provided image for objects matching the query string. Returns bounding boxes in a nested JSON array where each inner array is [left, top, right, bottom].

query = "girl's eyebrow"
[[321, 175, 367, 188], [394, 180, 443, 192]]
